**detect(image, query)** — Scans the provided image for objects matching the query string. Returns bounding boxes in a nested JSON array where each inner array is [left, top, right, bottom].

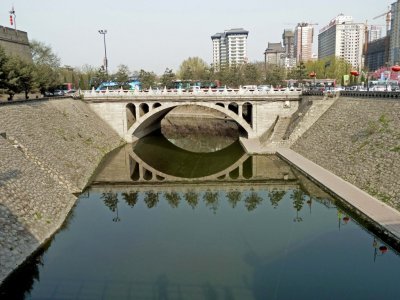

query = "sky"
[[0, 0, 394, 74]]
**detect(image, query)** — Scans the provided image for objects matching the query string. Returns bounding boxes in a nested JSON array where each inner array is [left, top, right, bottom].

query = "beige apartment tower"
[[294, 23, 314, 62]]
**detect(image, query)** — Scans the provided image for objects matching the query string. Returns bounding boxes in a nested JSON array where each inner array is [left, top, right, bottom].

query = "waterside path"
[[277, 148, 400, 243]]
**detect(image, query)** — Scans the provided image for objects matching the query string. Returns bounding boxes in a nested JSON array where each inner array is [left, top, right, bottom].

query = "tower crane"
[[373, 6, 391, 34]]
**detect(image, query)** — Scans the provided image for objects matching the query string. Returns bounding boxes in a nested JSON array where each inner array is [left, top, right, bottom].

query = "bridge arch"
[[126, 102, 255, 141]]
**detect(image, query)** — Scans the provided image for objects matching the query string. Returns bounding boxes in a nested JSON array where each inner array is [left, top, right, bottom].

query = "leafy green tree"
[[30, 40, 62, 94], [139, 69, 157, 89], [243, 63, 261, 85], [114, 64, 131, 88], [265, 64, 286, 87], [160, 68, 176, 88], [178, 57, 209, 80], [18, 59, 36, 99], [4, 58, 23, 100], [80, 64, 100, 89], [0, 47, 9, 89]]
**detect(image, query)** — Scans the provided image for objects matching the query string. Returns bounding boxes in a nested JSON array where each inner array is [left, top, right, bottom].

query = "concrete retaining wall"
[[0, 98, 123, 284], [292, 97, 400, 209]]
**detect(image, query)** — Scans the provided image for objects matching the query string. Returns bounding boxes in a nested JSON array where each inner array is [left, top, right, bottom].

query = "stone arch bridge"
[[80, 88, 302, 146]]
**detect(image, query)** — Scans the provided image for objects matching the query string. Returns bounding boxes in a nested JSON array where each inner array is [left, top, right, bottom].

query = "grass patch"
[[390, 146, 400, 152]]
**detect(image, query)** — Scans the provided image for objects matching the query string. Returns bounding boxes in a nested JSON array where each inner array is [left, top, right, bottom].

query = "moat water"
[[1, 134, 400, 299]]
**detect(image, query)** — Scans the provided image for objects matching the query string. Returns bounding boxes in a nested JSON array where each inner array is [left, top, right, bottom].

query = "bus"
[[96, 80, 141, 91], [171, 80, 220, 90]]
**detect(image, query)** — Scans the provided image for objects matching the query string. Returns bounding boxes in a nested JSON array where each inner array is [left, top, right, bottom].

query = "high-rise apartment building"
[[211, 28, 248, 70], [294, 23, 314, 62], [390, 1, 400, 65], [369, 25, 382, 42], [282, 29, 296, 67], [318, 14, 365, 69]]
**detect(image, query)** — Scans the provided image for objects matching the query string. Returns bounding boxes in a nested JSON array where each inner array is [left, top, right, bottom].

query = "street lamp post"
[[98, 29, 108, 75]]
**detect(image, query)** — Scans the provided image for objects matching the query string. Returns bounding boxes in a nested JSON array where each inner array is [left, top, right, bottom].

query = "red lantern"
[[379, 246, 388, 254], [9, 15, 13, 26], [392, 65, 400, 72], [350, 70, 359, 76], [309, 72, 316, 78]]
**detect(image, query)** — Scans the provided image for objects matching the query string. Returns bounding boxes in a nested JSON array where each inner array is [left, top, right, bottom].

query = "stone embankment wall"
[[292, 97, 400, 209], [0, 98, 123, 284]]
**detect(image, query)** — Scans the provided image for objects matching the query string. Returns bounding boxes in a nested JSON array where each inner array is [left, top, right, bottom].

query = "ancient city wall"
[[292, 97, 400, 209], [0, 98, 123, 284], [0, 26, 32, 62]]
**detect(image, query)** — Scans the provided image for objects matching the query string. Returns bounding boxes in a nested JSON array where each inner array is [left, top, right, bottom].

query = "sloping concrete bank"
[[292, 97, 400, 210], [0, 98, 123, 284]]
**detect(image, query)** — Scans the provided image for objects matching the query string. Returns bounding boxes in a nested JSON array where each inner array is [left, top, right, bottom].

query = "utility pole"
[[98, 30, 108, 75]]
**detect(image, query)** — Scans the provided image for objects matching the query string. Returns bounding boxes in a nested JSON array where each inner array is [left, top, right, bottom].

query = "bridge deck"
[[80, 88, 302, 102], [277, 148, 400, 241]]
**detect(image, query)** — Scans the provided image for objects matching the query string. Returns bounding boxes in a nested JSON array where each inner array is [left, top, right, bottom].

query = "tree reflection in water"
[[122, 192, 138, 208], [144, 191, 159, 209], [244, 189, 263, 212], [227, 190, 242, 208], [268, 190, 286, 209], [165, 192, 181, 208], [291, 190, 307, 222], [99, 189, 314, 218], [203, 190, 219, 214], [185, 191, 198, 209], [101, 192, 120, 222]]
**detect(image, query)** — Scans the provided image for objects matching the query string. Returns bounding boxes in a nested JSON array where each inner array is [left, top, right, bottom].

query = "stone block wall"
[[0, 98, 123, 284], [0, 26, 32, 62], [292, 97, 400, 209], [0, 99, 124, 193]]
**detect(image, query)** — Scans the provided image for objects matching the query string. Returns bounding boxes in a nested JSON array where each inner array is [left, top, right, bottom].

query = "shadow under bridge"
[[125, 102, 254, 142]]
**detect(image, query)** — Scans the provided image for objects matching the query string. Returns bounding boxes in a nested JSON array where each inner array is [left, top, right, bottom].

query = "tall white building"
[[211, 28, 248, 70], [294, 23, 314, 62], [318, 14, 365, 69]]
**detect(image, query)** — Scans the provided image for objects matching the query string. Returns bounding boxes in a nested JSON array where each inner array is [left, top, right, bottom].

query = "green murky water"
[[1, 134, 400, 299]]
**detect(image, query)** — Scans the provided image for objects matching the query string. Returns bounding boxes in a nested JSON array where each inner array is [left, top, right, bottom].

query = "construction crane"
[[373, 6, 391, 34]]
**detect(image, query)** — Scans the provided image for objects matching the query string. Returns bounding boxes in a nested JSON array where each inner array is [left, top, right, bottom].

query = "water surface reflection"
[[1, 134, 400, 300]]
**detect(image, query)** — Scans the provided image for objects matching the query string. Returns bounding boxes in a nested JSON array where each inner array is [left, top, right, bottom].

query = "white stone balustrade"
[[79, 86, 302, 100]]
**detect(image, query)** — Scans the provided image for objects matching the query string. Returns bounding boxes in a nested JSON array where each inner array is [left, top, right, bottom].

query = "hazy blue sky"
[[0, 0, 394, 74]]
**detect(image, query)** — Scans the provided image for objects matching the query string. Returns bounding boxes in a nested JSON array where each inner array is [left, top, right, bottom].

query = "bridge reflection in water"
[[90, 134, 335, 217], [93, 134, 298, 184]]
